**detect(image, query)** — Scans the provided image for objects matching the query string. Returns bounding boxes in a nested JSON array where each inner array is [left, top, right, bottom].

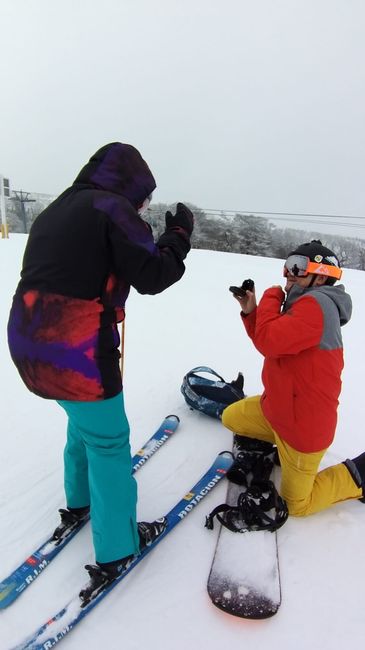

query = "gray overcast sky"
[[1, 0, 365, 238]]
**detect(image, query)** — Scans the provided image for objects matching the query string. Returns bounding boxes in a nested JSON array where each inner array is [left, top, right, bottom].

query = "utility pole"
[[10, 190, 35, 233], [0, 175, 10, 238]]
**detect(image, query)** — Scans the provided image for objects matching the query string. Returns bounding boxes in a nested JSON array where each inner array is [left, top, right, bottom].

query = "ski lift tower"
[[0, 176, 10, 238], [10, 190, 35, 233]]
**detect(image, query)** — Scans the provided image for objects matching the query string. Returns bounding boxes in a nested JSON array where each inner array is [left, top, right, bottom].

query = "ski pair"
[[0, 414, 180, 610], [12, 451, 233, 650]]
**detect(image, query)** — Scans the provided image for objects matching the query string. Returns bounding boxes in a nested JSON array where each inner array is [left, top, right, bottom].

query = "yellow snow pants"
[[222, 395, 362, 516]]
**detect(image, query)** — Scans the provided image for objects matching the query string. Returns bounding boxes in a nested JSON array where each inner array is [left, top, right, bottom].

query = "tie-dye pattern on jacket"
[[8, 143, 190, 400]]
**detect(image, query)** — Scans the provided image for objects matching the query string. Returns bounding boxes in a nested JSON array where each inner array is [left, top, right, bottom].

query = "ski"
[[0, 414, 180, 610], [13, 452, 233, 650], [206, 448, 284, 619]]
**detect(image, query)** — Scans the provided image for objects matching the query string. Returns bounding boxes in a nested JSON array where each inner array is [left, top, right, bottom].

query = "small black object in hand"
[[229, 279, 255, 297]]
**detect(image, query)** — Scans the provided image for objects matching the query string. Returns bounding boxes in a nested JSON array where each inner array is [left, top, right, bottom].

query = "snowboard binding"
[[205, 480, 288, 533], [227, 448, 277, 487], [206, 436, 288, 533]]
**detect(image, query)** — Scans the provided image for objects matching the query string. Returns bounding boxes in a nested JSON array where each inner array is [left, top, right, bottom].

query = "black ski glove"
[[165, 203, 194, 237]]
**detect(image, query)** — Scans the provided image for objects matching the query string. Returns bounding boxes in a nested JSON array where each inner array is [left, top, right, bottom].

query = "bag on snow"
[[181, 366, 245, 419]]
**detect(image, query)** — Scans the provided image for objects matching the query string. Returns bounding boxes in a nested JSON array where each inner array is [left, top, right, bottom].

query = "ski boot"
[[79, 555, 134, 606], [138, 517, 168, 550], [79, 517, 168, 606], [52, 506, 90, 545]]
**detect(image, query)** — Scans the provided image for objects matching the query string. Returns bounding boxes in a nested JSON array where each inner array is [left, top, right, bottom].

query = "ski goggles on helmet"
[[283, 254, 342, 280]]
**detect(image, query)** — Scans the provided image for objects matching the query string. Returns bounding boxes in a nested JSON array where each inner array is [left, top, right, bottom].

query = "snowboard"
[[207, 470, 282, 619]]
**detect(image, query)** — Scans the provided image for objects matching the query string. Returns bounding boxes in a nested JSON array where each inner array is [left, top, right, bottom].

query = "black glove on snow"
[[165, 203, 194, 237]]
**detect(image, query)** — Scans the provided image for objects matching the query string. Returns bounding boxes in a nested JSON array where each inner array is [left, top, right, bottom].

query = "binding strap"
[[228, 449, 276, 487], [205, 481, 288, 533]]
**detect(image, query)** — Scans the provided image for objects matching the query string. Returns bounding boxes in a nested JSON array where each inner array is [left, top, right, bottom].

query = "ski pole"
[[120, 319, 125, 381]]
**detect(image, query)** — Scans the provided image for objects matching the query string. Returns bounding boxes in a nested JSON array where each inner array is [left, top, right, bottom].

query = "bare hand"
[[233, 289, 256, 315]]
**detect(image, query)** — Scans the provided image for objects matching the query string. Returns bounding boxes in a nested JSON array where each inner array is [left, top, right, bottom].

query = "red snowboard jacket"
[[243, 284, 352, 453]]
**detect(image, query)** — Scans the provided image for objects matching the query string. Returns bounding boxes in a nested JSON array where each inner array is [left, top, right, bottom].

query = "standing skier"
[[7, 142, 194, 596], [223, 240, 365, 516]]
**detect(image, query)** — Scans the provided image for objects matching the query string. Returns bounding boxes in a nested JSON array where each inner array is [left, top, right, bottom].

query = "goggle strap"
[[306, 261, 342, 280]]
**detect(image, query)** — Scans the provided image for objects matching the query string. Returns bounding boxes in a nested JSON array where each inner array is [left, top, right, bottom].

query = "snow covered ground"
[[1, 234, 364, 649]]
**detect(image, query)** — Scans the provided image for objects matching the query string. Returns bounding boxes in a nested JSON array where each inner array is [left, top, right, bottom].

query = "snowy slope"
[[1, 235, 364, 650]]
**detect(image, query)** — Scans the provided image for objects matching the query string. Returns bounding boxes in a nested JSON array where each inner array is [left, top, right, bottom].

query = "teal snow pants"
[[57, 392, 140, 564]]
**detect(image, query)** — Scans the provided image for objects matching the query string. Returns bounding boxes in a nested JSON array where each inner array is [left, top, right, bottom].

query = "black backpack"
[[181, 366, 245, 419]]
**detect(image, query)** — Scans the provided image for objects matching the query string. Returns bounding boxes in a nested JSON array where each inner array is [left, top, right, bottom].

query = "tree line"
[[147, 202, 365, 271], [5, 195, 365, 271]]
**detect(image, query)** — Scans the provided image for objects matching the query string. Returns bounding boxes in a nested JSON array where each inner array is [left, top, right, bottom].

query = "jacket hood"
[[285, 283, 352, 326], [73, 142, 156, 208]]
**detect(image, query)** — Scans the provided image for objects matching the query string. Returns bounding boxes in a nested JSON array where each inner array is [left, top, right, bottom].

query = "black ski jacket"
[[8, 143, 190, 400]]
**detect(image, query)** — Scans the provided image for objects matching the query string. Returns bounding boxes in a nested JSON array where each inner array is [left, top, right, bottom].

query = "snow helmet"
[[286, 239, 341, 285], [181, 366, 245, 419]]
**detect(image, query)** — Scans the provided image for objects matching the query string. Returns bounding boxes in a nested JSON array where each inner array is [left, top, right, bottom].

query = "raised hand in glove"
[[165, 203, 194, 237]]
